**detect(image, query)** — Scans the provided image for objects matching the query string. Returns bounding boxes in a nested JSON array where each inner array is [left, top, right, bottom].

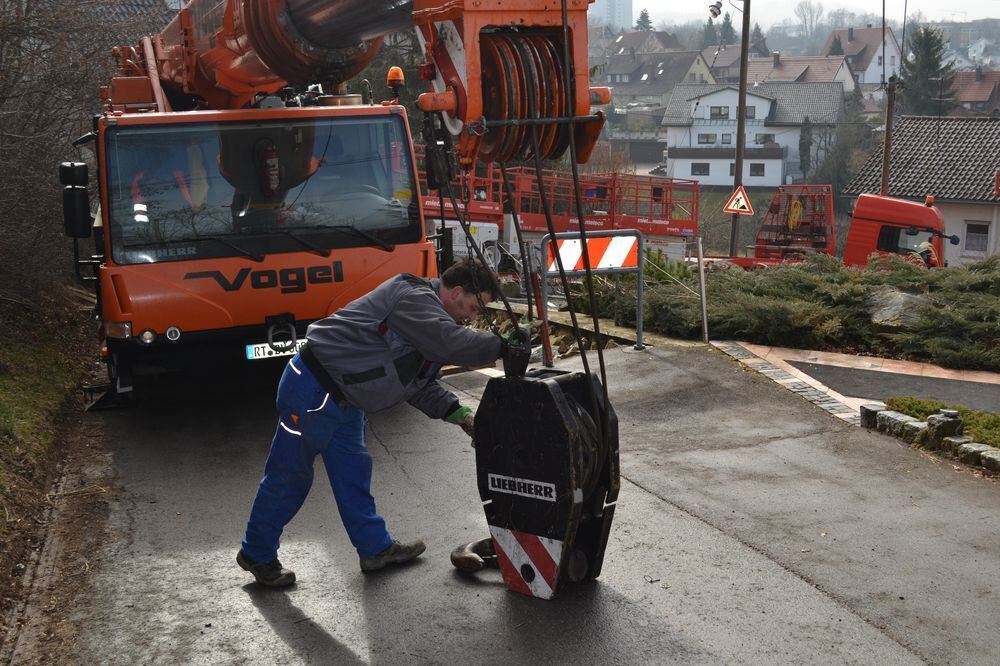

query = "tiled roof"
[[702, 45, 742, 69], [820, 27, 898, 72], [745, 55, 850, 84], [607, 52, 707, 97], [661, 82, 845, 126], [845, 116, 1000, 202], [952, 70, 1000, 103], [609, 31, 682, 55]]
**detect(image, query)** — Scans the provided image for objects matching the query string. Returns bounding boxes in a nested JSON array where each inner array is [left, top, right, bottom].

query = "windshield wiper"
[[280, 230, 330, 258], [283, 224, 395, 252], [124, 236, 265, 262]]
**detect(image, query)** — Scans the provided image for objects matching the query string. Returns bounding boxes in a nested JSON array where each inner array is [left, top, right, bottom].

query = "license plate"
[[245, 339, 306, 361]]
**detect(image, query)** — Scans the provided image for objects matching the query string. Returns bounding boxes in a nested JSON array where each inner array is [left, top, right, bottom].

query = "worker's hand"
[[446, 405, 476, 446], [501, 319, 539, 344], [502, 339, 531, 378]]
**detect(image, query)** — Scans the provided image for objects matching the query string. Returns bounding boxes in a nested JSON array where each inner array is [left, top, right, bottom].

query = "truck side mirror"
[[63, 186, 92, 238], [60, 162, 92, 238], [949, 235, 960, 246], [59, 161, 88, 186]]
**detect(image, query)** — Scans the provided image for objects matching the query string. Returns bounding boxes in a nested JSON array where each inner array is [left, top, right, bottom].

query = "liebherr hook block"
[[463, 368, 619, 599]]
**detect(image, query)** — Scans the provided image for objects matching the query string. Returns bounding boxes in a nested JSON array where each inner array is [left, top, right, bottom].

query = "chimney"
[[976, 66, 983, 81], [848, 27, 854, 42], [773, 51, 780, 67]]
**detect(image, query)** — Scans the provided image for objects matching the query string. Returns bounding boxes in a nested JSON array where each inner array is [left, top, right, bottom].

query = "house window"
[[729, 163, 736, 176], [691, 163, 710, 176], [641, 73, 649, 81], [745, 106, 756, 119], [755, 133, 775, 144], [607, 75, 613, 83], [697, 133, 717, 144], [622, 74, 630, 83], [689, 73, 696, 82], [722, 133, 732, 144], [877, 55, 883, 66], [890, 55, 896, 66], [965, 222, 989, 254], [710, 106, 729, 119], [750, 163, 765, 176]]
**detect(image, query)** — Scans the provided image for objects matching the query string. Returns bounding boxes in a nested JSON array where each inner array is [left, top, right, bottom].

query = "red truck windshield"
[[105, 115, 420, 264]]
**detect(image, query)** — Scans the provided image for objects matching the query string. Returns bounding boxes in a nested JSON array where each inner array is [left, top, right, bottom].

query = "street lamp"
[[709, 0, 751, 256]]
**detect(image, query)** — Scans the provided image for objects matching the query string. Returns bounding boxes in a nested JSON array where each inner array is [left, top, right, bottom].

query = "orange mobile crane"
[[60, 0, 609, 407]]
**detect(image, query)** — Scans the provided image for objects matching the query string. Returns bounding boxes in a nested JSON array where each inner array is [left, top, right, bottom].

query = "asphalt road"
[[788, 361, 1000, 412], [18, 345, 1000, 664]]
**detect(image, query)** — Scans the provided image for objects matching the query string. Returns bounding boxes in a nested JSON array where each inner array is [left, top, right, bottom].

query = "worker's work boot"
[[360, 539, 426, 573], [237, 549, 296, 588]]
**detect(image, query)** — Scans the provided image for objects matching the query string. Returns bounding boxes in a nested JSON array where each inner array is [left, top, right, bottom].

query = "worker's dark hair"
[[441, 258, 501, 301]]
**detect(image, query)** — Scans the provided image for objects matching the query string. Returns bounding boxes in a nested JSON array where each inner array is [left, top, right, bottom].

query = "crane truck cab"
[[62, 101, 432, 406], [843, 193, 959, 268]]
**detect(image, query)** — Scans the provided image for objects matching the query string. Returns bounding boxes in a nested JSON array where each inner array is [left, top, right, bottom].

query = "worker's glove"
[[501, 319, 540, 343], [446, 405, 476, 445]]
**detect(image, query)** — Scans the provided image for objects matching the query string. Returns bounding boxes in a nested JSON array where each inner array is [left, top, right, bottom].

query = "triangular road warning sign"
[[723, 185, 754, 216]]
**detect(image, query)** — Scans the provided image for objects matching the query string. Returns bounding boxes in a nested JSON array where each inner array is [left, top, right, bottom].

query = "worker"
[[237, 258, 527, 587]]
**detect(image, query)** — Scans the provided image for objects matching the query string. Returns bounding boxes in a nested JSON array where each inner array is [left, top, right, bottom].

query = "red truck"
[[712, 187, 959, 268]]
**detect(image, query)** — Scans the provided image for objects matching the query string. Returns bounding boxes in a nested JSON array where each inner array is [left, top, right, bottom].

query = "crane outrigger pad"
[[470, 368, 619, 599]]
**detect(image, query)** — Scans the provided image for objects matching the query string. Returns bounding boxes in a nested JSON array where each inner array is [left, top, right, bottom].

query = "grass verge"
[[885, 396, 1000, 448], [0, 290, 92, 629]]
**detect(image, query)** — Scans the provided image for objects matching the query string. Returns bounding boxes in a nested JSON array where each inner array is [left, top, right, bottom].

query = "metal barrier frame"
[[539, 229, 644, 351]]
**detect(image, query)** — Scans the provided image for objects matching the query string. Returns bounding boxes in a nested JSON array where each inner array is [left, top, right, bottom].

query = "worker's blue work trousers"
[[241, 356, 393, 563]]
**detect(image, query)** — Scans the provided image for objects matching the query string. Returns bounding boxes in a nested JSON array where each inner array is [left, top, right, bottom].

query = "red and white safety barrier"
[[545, 235, 639, 273], [489, 525, 563, 599]]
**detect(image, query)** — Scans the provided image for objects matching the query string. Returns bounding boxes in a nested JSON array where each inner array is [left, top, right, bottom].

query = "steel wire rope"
[[499, 163, 534, 321], [558, 2, 611, 448]]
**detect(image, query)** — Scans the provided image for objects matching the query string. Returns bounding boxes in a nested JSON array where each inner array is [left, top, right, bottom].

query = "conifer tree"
[[829, 35, 843, 55], [899, 26, 955, 115], [635, 8, 653, 31], [701, 17, 719, 49], [750, 22, 769, 55], [720, 12, 737, 45]]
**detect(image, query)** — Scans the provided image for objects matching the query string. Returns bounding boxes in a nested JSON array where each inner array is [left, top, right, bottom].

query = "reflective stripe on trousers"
[[241, 356, 393, 562]]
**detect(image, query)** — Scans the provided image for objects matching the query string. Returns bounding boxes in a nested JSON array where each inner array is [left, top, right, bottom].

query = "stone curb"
[[859, 403, 999, 474], [711, 341, 861, 426]]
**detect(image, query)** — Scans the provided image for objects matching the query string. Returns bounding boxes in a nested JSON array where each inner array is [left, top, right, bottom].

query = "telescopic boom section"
[[104, 0, 609, 164]]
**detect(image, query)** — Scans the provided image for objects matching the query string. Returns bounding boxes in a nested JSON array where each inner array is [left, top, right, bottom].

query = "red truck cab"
[[844, 194, 958, 268]]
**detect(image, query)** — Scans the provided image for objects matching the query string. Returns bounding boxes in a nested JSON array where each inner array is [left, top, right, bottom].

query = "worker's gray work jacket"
[[305, 274, 502, 419]]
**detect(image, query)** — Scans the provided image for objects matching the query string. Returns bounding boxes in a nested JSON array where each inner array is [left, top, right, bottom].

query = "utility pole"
[[880, 76, 896, 196], [729, 0, 752, 256]]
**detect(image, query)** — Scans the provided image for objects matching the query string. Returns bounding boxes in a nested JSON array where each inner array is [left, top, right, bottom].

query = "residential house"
[[701, 44, 769, 83], [745, 52, 856, 94], [968, 38, 998, 67], [845, 116, 1000, 266], [659, 82, 844, 187], [605, 31, 683, 58], [943, 45, 976, 71], [605, 51, 715, 109], [821, 26, 901, 85], [951, 68, 1000, 117]]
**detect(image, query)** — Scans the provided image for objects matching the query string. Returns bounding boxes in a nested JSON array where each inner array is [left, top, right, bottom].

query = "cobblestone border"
[[861, 404, 1000, 474], [711, 341, 861, 426]]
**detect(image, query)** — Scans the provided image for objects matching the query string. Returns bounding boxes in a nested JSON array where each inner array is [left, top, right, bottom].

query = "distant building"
[[951, 68, 1000, 117], [745, 52, 856, 94], [589, 0, 633, 32], [605, 51, 715, 108], [700, 44, 770, 84], [820, 26, 901, 85], [659, 82, 844, 186], [846, 116, 1000, 266]]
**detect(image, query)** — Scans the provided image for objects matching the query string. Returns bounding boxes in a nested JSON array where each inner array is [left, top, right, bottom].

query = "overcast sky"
[[646, 0, 1000, 28]]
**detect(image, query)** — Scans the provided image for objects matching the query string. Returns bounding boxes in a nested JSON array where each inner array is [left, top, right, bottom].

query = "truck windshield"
[[105, 115, 420, 264]]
